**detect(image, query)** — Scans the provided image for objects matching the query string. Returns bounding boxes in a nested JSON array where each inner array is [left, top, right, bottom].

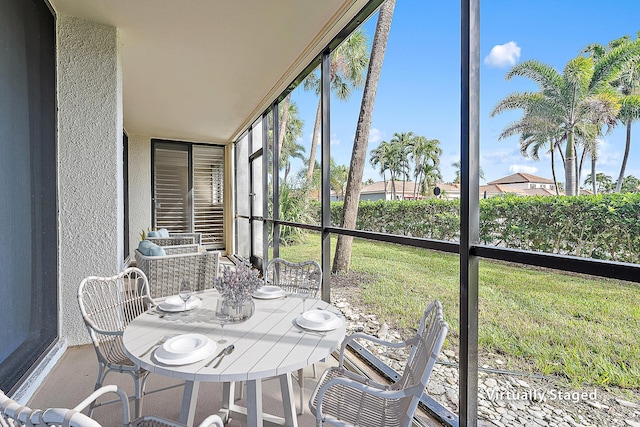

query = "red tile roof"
[[486, 173, 555, 185]]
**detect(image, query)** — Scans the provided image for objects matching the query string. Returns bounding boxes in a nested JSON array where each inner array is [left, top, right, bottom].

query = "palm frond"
[[619, 95, 640, 121]]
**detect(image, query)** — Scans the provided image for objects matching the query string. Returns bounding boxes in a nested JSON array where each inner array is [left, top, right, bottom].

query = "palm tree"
[[277, 102, 305, 183], [333, 0, 396, 274], [411, 136, 441, 198], [369, 140, 392, 192], [492, 43, 640, 195], [277, 94, 292, 156], [419, 162, 443, 197], [582, 36, 640, 193], [452, 160, 484, 184], [330, 158, 349, 200], [496, 107, 564, 194], [584, 172, 613, 193], [389, 132, 414, 199], [303, 29, 369, 183]]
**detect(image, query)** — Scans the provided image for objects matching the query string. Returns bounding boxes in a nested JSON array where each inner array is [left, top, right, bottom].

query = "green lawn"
[[279, 234, 640, 389]]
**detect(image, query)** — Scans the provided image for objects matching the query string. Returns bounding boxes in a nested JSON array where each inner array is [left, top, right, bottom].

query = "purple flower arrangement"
[[214, 262, 263, 307]]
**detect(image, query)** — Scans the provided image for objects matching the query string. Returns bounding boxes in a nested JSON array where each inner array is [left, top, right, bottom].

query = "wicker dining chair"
[[77, 267, 154, 418], [309, 300, 449, 427], [264, 257, 322, 414], [0, 385, 224, 427]]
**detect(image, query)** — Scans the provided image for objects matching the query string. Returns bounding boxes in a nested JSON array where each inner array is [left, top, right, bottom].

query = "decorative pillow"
[[158, 228, 170, 238], [137, 239, 154, 255], [147, 230, 160, 238], [148, 244, 166, 256]]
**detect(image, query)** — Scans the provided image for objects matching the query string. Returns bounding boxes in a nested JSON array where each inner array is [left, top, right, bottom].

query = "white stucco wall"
[[128, 134, 152, 256], [57, 16, 123, 345]]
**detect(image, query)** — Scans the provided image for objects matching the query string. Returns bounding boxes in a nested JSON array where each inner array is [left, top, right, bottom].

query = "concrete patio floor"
[[27, 343, 335, 426], [27, 342, 449, 426]]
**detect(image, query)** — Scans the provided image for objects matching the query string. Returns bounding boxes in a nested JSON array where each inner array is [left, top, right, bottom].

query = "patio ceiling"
[[48, 0, 372, 144]]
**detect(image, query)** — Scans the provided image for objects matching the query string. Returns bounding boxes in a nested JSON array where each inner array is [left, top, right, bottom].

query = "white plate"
[[158, 295, 202, 312], [252, 285, 287, 299], [295, 311, 343, 331], [301, 309, 336, 325], [154, 334, 216, 365]]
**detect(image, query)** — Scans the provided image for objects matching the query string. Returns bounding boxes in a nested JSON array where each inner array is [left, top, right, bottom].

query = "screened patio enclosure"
[[3, 1, 640, 427]]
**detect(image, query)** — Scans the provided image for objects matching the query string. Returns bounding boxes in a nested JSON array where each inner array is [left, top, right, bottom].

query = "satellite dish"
[[433, 186, 441, 196]]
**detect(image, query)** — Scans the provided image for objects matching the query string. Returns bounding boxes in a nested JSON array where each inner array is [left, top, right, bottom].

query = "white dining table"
[[122, 290, 346, 427]]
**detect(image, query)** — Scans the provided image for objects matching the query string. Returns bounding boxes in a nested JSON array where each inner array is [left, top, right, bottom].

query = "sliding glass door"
[[152, 140, 225, 250], [0, 0, 57, 394]]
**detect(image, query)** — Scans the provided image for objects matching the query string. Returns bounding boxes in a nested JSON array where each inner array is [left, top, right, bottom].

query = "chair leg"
[[297, 368, 305, 415], [132, 372, 146, 419], [88, 363, 107, 417]]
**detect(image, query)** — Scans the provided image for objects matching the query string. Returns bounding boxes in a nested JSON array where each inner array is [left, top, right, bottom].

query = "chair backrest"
[[391, 300, 448, 425], [134, 248, 219, 298], [0, 391, 101, 427], [264, 258, 322, 296], [77, 267, 152, 365]]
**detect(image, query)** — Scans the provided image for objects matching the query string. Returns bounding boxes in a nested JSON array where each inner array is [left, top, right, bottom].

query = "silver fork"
[[140, 335, 169, 357]]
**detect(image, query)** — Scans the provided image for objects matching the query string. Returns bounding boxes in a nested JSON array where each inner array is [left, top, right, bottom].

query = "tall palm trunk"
[[591, 154, 597, 194], [305, 102, 322, 183], [333, 0, 396, 273], [565, 131, 577, 196], [277, 94, 291, 155], [615, 118, 632, 192], [551, 141, 560, 195]]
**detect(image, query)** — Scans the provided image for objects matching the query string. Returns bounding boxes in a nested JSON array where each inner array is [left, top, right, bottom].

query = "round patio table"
[[123, 289, 346, 427]]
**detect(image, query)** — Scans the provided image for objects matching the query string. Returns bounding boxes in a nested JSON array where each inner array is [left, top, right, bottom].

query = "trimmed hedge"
[[325, 194, 640, 263]]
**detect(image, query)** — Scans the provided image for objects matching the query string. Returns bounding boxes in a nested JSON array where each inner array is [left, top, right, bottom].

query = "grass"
[[279, 233, 640, 390]]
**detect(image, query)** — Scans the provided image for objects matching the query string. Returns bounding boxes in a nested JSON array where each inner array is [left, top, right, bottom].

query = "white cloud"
[[484, 41, 521, 68], [330, 133, 340, 146], [368, 128, 383, 144], [508, 164, 538, 174], [592, 138, 620, 168]]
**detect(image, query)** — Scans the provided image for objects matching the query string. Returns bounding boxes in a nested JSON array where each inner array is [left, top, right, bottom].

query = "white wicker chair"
[[309, 300, 449, 427], [0, 385, 224, 427], [77, 267, 153, 418], [264, 257, 322, 414], [134, 245, 219, 298]]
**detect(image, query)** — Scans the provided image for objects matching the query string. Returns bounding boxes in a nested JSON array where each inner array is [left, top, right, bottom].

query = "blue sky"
[[288, 1, 640, 185]]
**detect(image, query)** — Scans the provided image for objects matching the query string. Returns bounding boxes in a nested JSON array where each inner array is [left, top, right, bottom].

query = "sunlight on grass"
[[279, 233, 640, 389]]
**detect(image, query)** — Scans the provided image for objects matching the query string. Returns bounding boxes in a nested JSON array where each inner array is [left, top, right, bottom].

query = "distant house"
[[359, 173, 561, 202], [486, 173, 557, 192], [359, 181, 420, 201]]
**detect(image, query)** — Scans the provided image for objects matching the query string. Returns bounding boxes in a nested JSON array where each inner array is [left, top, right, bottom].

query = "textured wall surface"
[[57, 16, 122, 345], [128, 134, 152, 256]]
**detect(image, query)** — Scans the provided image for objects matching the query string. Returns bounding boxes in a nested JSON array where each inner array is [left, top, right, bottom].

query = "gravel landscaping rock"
[[330, 272, 640, 427]]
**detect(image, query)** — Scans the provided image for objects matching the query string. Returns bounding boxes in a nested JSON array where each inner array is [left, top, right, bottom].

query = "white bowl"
[[252, 286, 286, 299], [154, 334, 216, 365], [158, 295, 202, 312], [302, 310, 336, 325]]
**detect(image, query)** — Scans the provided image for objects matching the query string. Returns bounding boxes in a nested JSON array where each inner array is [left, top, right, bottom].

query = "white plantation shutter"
[[154, 145, 190, 232], [193, 145, 225, 249], [153, 142, 225, 250]]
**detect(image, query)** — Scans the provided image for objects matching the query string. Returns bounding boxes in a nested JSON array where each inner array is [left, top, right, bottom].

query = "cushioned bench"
[[135, 243, 219, 298]]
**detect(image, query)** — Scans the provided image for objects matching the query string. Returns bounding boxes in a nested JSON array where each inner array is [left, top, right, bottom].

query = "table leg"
[[245, 380, 263, 427], [279, 373, 298, 427], [179, 380, 200, 426], [219, 382, 235, 423]]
